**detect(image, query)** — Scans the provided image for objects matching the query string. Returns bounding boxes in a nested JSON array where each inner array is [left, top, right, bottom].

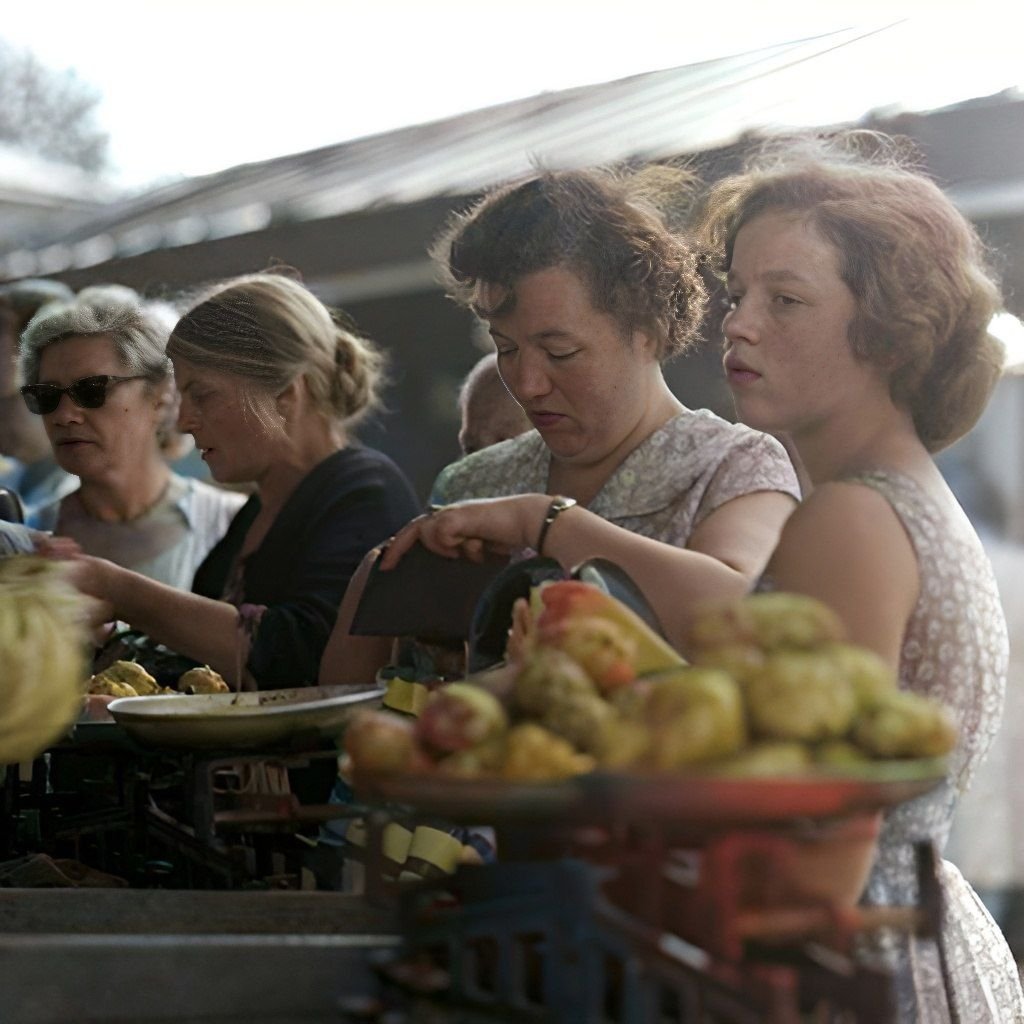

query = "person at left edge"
[[52, 271, 420, 690], [0, 278, 77, 515]]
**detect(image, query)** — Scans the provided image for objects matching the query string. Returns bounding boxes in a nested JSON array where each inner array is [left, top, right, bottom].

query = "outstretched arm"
[[380, 495, 754, 654], [685, 490, 797, 578], [63, 555, 245, 681]]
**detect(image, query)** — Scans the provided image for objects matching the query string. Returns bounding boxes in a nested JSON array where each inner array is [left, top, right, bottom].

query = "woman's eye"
[[548, 349, 579, 362], [724, 294, 741, 311], [774, 294, 800, 307]]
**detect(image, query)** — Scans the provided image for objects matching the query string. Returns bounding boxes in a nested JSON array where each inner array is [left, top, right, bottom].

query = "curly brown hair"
[[430, 165, 707, 361], [696, 132, 1004, 453]]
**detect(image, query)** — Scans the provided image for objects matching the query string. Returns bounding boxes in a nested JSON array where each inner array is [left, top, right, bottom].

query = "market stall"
[[0, 560, 957, 1022]]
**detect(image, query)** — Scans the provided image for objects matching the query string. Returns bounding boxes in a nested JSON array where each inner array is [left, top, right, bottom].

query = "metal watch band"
[[535, 495, 577, 556]]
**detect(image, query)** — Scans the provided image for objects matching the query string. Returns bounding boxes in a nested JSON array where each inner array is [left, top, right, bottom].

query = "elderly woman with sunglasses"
[[19, 285, 244, 588], [45, 272, 420, 698]]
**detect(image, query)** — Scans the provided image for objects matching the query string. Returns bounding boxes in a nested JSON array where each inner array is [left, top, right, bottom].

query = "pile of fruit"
[[344, 581, 957, 783], [88, 661, 229, 698]]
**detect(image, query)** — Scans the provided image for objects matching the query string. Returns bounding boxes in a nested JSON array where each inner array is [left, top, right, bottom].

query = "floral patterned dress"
[[431, 408, 801, 541], [852, 471, 1024, 1022]]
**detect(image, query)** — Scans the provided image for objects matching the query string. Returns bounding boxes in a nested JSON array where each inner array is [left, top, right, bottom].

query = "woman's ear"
[[149, 379, 177, 424], [275, 377, 305, 421], [632, 328, 659, 361]]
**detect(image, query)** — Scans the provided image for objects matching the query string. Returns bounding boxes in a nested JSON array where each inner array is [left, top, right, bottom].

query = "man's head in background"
[[1, 279, 76, 393], [457, 352, 532, 456], [0, 279, 76, 463]]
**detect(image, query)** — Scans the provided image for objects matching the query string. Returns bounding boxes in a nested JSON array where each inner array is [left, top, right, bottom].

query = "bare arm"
[[66, 556, 244, 680], [318, 546, 395, 686], [765, 482, 919, 668], [380, 495, 752, 654], [685, 490, 797, 577]]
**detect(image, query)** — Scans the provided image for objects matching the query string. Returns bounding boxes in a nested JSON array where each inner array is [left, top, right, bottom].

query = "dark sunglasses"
[[20, 374, 148, 415]]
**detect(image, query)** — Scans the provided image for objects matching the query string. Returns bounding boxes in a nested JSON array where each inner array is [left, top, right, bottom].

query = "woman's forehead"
[[171, 356, 224, 383], [171, 358, 264, 404], [38, 333, 123, 375], [731, 210, 841, 277], [481, 265, 594, 320]]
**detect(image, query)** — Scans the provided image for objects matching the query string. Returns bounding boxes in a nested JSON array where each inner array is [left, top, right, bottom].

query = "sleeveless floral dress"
[[851, 471, 1023, 1022]]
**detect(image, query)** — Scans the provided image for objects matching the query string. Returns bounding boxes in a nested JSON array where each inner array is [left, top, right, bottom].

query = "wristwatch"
[[535, 495, 577, 556]]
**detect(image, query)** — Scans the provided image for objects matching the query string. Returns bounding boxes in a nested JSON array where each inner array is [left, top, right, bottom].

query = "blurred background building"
[[1, 23, 1023, 509]]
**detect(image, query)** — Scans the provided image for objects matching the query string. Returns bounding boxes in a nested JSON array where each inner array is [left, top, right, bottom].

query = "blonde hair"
[[167, 272, 385, 430]]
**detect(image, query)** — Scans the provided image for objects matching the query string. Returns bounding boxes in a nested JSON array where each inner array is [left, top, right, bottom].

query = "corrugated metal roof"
[[2, 21, 1021, 280]]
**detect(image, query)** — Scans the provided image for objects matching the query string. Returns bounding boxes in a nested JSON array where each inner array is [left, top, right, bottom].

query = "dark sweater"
[[192, 446, 419, 688]]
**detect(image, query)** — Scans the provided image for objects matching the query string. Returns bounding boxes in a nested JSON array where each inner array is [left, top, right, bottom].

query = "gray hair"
[[19, 284, 173, 388]]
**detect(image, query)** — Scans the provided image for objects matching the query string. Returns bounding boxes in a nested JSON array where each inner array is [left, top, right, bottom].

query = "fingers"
[[91, 615, 117, 646], [426, 508, 498, 560], [81, 694, 119, 722], [34, 535, 83, 560], [378, 514, 433, 570], [461, 537, 486, 563], [378, 504, 512, 571]]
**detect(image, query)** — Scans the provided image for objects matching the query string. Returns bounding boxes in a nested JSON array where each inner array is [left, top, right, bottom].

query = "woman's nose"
[[723, 301, 760, 346], [176, 398, 197, 433], [507, 351, 551, 401], [49, 394, 84, 425]]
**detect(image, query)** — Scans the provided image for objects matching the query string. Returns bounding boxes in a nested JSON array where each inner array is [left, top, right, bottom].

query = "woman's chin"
[[54, 450, 96, 476], [207, 464, 251, 488], [729, 401, 780, 436]]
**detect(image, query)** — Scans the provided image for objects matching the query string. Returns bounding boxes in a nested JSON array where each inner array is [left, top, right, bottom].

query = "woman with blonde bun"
[[58, 271, 419, 690]]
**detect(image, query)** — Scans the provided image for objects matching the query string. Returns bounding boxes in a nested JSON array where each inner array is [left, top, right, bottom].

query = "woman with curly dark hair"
[[320, 166, 799, 682], [427, 166, 799, 558]]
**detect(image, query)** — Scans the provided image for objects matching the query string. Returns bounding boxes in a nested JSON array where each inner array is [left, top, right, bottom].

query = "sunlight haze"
[[1, 0, 1021, 189]]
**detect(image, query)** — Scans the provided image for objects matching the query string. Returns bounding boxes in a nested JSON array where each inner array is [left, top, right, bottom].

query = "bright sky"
[[1, 0, 1022, 189]]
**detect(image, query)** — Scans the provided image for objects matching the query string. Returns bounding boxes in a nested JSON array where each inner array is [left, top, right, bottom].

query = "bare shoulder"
[[767, 480, 918, 663], [778, 480, 911, 555]]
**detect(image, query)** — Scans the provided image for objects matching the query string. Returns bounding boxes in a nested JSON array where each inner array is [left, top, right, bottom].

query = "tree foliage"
[[0, 39, 109, 173]]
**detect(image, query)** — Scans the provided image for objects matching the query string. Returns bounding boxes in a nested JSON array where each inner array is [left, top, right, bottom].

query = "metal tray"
[[108, 683, 384, 750], [354, 758, 946, 828]]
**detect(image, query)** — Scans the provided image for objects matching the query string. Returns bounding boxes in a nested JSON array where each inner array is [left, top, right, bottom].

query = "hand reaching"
[[32, 539, 116, 641], [33, 534, 83, 560], [379, 494, 550, 571]]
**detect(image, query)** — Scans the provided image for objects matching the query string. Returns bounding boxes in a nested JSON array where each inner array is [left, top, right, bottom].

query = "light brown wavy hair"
[[696, 132, 1004, 452]]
